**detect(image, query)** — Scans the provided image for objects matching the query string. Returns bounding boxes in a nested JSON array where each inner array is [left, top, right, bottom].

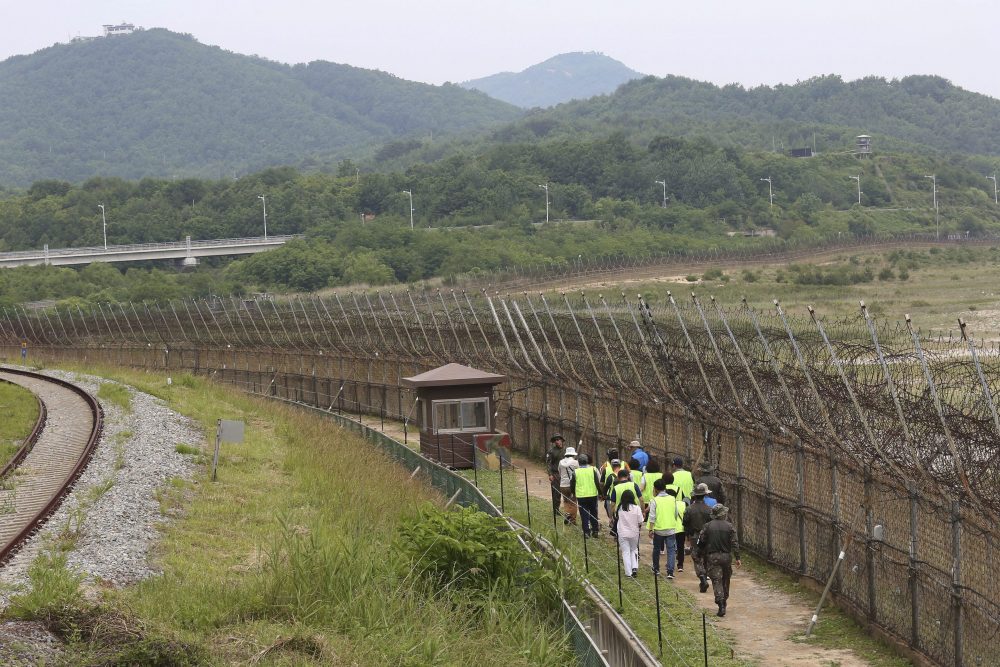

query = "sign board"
[[212, 418, 246, 481], [219, 420, 245, 443]]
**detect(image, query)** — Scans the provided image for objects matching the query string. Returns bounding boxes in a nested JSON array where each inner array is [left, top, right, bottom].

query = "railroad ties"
[[0, 369, 102, 562]]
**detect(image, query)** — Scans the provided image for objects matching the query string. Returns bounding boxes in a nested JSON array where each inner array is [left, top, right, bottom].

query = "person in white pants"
[[615, 489, 644, 577]]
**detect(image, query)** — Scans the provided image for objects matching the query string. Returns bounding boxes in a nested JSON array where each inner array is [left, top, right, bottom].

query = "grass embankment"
[[5, 368, 575, 666], [0, 379, 40, 469]]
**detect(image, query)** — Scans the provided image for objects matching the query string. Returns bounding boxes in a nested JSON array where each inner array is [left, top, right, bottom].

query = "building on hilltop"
[[855, 135, 873, 157], [103, 23, 138, 37]]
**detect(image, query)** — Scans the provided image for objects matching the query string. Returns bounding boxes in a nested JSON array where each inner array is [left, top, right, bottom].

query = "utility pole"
[[850, 175, 862, 205], [655, 179, 668, 208], [924, 175, 938, 240], [760, 177, 773, 209], [539, 183, 550, 223], [97, 203, 107, 250], [988, 173, 998, 204], [257, 195, 268, 238], [401, 190, 414, 229]]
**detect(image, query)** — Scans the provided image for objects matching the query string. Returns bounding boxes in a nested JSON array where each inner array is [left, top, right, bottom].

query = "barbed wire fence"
[[1, 288, 998, 666]]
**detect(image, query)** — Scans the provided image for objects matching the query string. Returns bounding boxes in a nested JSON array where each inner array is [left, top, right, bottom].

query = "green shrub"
[[685, 274, 699, 282], [400, 505, 566, 616], [702, 268, 724, 281], [878, 268, 895, 281]]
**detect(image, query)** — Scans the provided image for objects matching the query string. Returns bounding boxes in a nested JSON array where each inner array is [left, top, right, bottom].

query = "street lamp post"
[[849, 175, 862, 205], [988, 173, 998, 204], [97, 203, 107, 250], [402, 190, 414, 229], [655, 179, 668, 208], [539, 183, 550, 223], [924, 175, 938, 240], [257, 195, 268, 238], [760, 177, 773, 208]]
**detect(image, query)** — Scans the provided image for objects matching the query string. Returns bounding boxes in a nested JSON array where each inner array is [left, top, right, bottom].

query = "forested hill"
[[492, 74, 1000, 157], [0, 29, 520, 186], [460, 52, 644, 108]]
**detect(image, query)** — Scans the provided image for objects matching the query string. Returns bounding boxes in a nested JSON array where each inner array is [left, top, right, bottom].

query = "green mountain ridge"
[[460, 52, 644, 108], [0, 29, 521, 186], [493, 73, 1000, 157]]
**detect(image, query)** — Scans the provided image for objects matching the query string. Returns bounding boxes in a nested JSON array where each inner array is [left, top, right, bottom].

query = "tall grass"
[[0, 380, 40, 467], [15, 367, 574, 665]]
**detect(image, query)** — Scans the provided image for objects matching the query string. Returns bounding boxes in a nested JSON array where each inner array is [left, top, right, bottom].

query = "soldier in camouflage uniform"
[[695, 503, 741, 617]]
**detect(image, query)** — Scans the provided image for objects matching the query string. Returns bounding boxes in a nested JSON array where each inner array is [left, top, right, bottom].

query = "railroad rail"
[[0, 368, 103, 563]]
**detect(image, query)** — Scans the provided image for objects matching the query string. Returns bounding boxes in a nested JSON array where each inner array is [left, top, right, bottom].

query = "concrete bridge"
[[0, 235, 300, 268]]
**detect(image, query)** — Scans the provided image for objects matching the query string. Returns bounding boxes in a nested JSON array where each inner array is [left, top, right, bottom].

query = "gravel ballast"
[[0, 369, 202, 600]]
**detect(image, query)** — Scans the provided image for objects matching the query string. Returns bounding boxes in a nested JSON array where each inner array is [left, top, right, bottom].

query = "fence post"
[[582, 525, 589, 574], [796, 441, 807, 573], [736, 434, 745, 540], [864, 472, 877, 623], [499, 462, 505, 514], [616, 534, 623, 610], [524, 467, 532, 530], [765, 437, 773, 560], [908, 484, 920, 651], [653, 570, 663, 657], [831, 458, 842, 592], [952, 499, 964, 667]]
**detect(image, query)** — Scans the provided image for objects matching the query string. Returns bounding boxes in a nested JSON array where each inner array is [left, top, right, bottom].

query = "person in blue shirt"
[[628, 440, 649, 470]]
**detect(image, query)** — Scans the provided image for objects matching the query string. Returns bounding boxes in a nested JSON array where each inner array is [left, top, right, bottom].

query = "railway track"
[[0, 368, 103, 564]]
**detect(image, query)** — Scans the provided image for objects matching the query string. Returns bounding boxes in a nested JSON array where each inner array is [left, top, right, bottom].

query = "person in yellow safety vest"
[[670, 457, 695, 573], [570, 454, 602, 538], [608, 468, 642, 538], [671, 457, 695, 502], [646, 478, 685, 578], [641, 459, 664, 508]]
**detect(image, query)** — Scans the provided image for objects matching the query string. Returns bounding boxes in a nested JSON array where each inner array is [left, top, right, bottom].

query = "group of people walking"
[[545, 434, 741, 617]]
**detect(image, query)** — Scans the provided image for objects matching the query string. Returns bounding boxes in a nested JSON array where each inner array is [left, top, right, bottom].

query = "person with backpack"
[[544, 434, 566, 518], [557, 446, 579, 525]]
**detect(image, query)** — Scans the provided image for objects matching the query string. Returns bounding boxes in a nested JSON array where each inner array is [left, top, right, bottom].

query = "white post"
[[760, 177, 773, 208], [850, 175, 861, 205], [538, 183, 549, 222], [988, 173, 997, 205], [402, 190, 414, 229], [98, 203, 107, 250], [655, 179, 667, 207], [257, 195, 268, 238]]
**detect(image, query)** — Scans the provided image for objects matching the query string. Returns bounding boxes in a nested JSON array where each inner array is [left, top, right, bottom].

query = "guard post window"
[[433, 398, 489, 433]]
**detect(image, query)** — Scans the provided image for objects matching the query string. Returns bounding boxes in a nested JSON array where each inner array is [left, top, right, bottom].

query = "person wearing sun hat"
[[557, 445, 580, 525], [628, 440, 649, 470], [545, 434, 566, 518], [696, 503, 741, 617], [683, 483, 715, 592]]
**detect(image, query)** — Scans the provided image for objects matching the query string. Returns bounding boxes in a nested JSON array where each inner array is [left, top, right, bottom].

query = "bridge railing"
[[0, 235, 301, 260]]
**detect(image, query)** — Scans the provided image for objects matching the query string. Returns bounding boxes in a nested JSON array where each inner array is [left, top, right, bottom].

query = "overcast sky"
[[5, 0, 1000, 98]]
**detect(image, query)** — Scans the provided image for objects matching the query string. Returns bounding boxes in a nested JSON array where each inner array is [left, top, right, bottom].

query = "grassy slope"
[[10, 368, 573, 666], [609, 245, 1000, 336], [0, 380, 39, 468]]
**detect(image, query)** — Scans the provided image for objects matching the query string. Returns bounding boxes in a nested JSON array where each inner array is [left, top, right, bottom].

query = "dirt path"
[[513, 454, 871, 667]]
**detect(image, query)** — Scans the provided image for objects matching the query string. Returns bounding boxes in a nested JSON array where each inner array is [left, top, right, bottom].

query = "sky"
[[4, 0, 1000, 98]]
